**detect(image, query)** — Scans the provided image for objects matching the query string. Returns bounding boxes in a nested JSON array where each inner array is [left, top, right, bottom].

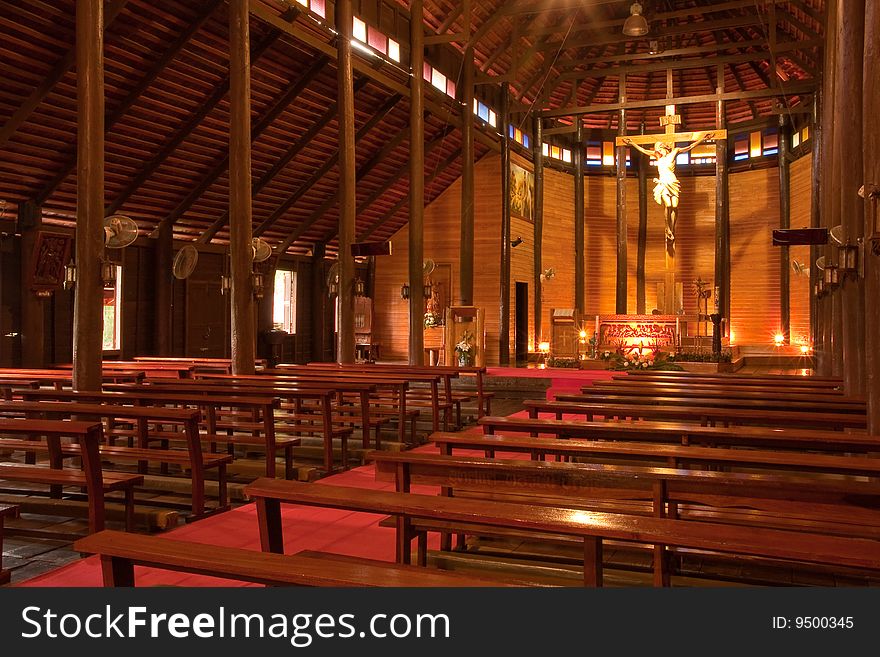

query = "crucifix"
[[616, 105, 726, 313]]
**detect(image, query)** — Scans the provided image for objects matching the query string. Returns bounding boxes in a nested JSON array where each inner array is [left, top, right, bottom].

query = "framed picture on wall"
[[510, 162, 534, 222]]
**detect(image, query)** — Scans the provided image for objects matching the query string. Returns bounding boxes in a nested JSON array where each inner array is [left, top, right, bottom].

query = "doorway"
[[515, 281, 529, 365]]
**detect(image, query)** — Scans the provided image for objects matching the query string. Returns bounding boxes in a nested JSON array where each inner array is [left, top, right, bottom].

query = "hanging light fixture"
[[63, 259, 77, 291], [623, 2, 650, 37]]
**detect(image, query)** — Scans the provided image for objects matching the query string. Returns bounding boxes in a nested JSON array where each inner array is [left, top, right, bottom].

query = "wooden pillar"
[[615, 75, 628, 314], [533, 114, 544, 345], [714, 68, 730, 335], [408, 0, 425, 366], [864, 0, 880, 431], [19, 202, 46, 367], [810, 91, 822, 363], [499, 83, 512, 366], [228, 0, 256, 375], [311, 243, 327, 362], [459, 45, 475, 306], [336, 0, 356, 364], [778, 116, 791, 344], [574, 120, 585, 315], [153, 220, 173, 355], [838, 0, 866, 394], [636, 122, 648, 315], [73, 0, 105, 391]]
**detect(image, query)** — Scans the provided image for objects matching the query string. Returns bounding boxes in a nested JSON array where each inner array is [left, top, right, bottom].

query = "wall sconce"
[[823, 262, 839, 287], [253, 271, 265, 299], [815, 280, 825, 296], [838, 242, 859, 276], [510, 236, 523, 248], [63, 260, 76, 291], [354, 277, 366, 297], [101, 260, 117, 288], [220, 275, 231, 295], [538, 341, 551, 354], [400, 283, 410, 300], [423, 281, 433, 298]]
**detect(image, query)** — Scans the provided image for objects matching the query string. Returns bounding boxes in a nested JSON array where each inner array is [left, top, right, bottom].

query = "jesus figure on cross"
[[623, 132, 712, 259]]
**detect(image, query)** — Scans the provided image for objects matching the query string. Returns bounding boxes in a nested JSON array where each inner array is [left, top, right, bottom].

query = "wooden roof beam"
[[157, 55, 329, 233], [540, 81, 815, 120], [33, 0, 225, 206], [254, 92, 404, 240], [106, 8, 299, 216], [0, 0, 129, 149], [198, 76, 370, 244], [356, 144, 460, 244]]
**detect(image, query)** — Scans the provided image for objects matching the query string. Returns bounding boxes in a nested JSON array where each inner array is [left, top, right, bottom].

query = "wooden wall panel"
[[789, 155, 813, 345], [729, 167, 782, 344], [539, 166, 575, 338]]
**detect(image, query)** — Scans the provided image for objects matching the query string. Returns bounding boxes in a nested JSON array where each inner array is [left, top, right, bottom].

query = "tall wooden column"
[[498, 83, 511, 366], [533, 114, 544, 345], [810, 91, 822, 363], [714, 72, 730, 335], [615, 75, 628, 314], [311, 243, 327, 362], [838, 0, 866, 394], [73, 0, 105, 391], [636, 122, 648, 314], [408, 0, 425, 365], [336, 0, 356, 364], [778, 116, 791, 344], [459, 45, 475, 306], [19, 202, 46, 367], [864, 0, 880, 431], [228, 0, 256, 375], [154, 220, 173, 355], [574, 120, 585, 315]]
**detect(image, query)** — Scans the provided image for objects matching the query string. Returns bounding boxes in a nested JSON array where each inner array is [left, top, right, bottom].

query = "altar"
[[593, 314, 680, 358]]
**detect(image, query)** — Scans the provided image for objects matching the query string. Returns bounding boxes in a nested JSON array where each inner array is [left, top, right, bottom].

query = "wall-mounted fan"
[[791, 260, 809, 277], [173, 244, 199, 280], [815, 255, 826, 271], [829, 225, 844, 246], [103, 215, 139, 249], [423, 259, 435, 277], [252, 237, 272, 263]]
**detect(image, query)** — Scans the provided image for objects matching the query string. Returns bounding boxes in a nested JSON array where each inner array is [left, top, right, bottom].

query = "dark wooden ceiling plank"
[[32, 0, 225, 206], [0, 0, 129, 149]]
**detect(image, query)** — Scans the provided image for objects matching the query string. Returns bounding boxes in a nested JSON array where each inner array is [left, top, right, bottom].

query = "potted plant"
[[455, 330, 475, 367]]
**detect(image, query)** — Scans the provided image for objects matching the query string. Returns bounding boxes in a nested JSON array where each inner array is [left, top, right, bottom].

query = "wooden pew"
[[371, 451, 880, 539], [0, 419, 141, 532], [177, 376, 385, 449], [30, 387, 294, 481], [0, 369, 145, 387], [245, 478, 880, 587], [553, 392, 867, 415], [584, 381, 856, 402], [75, 530, 520, 587], [624, 371, 842, 384], [124, 380, 352, 474], [0, 504, 19, 584], [55, 362, 196, 379], [477, 416, 880, 453], [615, 373, 842, 389], [521, 399, 867, 430], [0, 400, 221, 517], [430, 432, 880, 478], [264, 367, 447, 434]]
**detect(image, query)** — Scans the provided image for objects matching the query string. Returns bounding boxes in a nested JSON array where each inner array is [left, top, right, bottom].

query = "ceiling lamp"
[[623, 2, 650, 37]]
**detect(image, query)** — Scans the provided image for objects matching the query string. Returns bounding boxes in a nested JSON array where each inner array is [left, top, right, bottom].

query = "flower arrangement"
[[607, 350, 683, 371], [455, 330, 475, 366], [424, 312, 439, 328]]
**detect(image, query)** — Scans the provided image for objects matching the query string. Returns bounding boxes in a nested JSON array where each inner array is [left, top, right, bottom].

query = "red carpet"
[[487, 366, 616, 398], [18, 367, 613, 587]]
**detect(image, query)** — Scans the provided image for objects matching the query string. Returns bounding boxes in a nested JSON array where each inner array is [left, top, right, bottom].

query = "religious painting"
[[509, 162, 534, 222], [28, 231, 72, 295]]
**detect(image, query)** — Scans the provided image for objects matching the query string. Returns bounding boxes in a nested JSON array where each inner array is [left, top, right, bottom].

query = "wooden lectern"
[[444, 306, 486, 367]]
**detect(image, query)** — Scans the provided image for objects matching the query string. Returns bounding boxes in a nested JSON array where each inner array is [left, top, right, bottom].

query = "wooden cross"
[[614, 105, 727, 148]]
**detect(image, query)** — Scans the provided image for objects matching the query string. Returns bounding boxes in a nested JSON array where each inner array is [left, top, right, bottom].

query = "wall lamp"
[[511, 236, 523, 248]]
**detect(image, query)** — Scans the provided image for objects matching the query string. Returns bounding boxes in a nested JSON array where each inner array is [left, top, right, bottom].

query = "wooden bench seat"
[[522, 399, 867, 430], [245, 478, 880, 587], [75, 530, 519, 587], [429, 432, 880, 478], [477, 416, 880, 453], [0, 419, 141, 533], [586, 381, 856, 401], [0, 504, 19, 584]]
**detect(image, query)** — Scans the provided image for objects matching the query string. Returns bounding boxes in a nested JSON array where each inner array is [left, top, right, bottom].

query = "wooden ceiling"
[[0, 0, 823, 256]]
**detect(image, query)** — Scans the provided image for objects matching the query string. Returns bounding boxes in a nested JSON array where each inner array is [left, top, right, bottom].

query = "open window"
[[273, 269, 297, 334], [102, 265, 122, 352]]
